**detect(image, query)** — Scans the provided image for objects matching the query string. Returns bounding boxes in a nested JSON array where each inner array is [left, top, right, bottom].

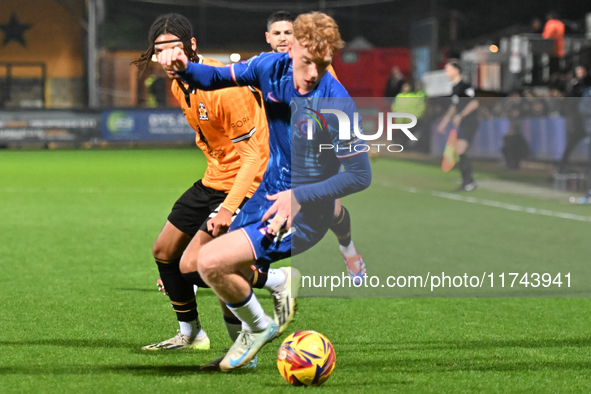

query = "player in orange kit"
[[133, 14, 289, 360]]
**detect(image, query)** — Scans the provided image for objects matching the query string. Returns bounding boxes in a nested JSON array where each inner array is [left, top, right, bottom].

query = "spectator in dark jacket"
[[500, 91, 530, 169], [559, 66, 591, 172], [568, 66, 591, 98], [522, 90, 548, 117], [384, 66, 405, 102]]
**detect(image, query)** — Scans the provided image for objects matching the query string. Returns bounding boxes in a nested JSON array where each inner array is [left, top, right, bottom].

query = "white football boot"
[[142, 330, 210, 351], [219, 321, 278, 371]]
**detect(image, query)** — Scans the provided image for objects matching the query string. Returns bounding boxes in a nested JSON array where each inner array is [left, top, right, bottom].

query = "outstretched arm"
[[179, 62, 237, 91], [157, 47, 263, 90]]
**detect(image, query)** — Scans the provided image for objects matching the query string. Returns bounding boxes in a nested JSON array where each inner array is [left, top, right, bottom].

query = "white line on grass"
[[379, 181, 591, 223], [431, 191, 591, 222]]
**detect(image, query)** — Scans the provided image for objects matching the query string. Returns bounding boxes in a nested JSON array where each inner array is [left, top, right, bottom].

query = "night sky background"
[[103, 0, 591, 52]]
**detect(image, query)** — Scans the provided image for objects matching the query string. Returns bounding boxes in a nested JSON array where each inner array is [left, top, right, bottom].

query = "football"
[[277, 330, 336, 386]]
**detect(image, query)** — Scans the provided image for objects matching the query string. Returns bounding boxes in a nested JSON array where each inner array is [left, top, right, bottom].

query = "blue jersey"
[[178, 53, 371, 263], [230, 52, 363, 193], [179, 52, 367, 200]]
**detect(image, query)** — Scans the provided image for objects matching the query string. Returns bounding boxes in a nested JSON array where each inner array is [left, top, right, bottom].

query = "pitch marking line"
[[432, 191, 591, 222], [379, 181, 591, 223]]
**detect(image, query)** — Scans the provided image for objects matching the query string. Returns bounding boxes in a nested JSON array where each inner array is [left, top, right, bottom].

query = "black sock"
[[250, 265, 268, 289], [458, 154, 474, 185], [330, 205, 352, 247], [181, 270, 210, 288], [155, 258, 198, 322]]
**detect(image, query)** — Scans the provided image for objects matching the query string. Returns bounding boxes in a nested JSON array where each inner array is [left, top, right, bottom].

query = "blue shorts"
[[229, 185, 335, 268]]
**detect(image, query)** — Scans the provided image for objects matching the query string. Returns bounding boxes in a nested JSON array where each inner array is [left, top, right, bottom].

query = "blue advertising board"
[[431, 117, 589, 161], [101, 109, 195, 141]]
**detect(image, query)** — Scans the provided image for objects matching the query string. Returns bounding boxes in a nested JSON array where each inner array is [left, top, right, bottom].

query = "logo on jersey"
[[198, 102, 209, 120], [266, 92, 281, 103], [231, 116, 250, 128], [298, 107, 327, 137]]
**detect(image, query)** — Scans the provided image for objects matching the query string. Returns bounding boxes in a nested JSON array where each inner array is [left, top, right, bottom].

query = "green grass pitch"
[[0, 148, 590, 393]]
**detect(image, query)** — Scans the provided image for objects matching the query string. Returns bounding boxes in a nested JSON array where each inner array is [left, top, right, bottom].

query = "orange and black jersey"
[[171, 55, 270, 214]]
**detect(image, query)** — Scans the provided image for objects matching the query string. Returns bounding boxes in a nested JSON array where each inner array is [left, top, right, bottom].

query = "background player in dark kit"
[[437, 59, 479, 191]]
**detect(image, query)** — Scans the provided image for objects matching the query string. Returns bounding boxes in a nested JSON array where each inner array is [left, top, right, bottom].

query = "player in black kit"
[[437, 59, 480, 191]]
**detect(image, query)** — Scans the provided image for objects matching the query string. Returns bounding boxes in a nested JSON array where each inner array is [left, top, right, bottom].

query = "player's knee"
[[179, 252, 197, 274], [152, 239, 166, 260], [197, 246, 218, 278], [152, 238, 175, 261]]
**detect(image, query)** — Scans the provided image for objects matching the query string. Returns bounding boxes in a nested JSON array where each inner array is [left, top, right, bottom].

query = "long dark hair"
[[132, 13, 198, 77]]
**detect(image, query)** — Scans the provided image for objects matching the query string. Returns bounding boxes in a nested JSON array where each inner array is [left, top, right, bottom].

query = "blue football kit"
[[178, 52, 371, 266]]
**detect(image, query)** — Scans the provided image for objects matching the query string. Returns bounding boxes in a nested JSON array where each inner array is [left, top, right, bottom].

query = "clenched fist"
[[157, 47, 188, 73]]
